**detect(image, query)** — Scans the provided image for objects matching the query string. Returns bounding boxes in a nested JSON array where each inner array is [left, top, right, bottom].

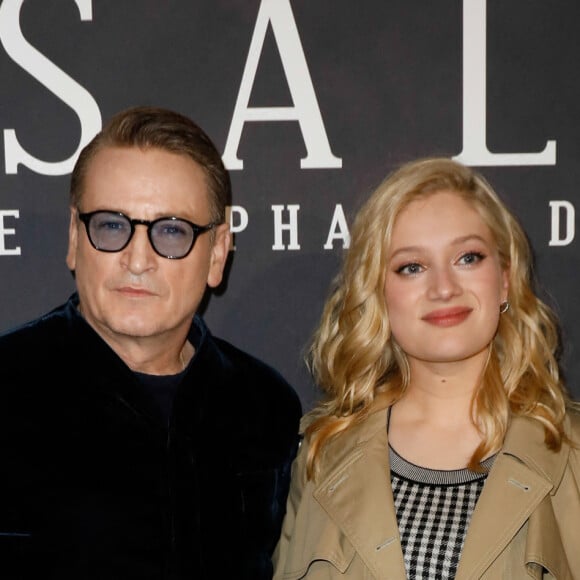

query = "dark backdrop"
[[1, 0, 579, 409]]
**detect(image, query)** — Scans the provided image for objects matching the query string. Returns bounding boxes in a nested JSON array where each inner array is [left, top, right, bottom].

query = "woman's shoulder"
[[299, 406, 389, 479], [564, 404, 580, 449], [565, 403, 580, 434]]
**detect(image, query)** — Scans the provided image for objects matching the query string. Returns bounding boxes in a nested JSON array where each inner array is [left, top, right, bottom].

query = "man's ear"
[[65, 207, 78, 271], [207, 223, 231, 288]]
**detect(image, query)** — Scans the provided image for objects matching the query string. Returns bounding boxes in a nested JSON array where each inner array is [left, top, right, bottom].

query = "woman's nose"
[[427, 266, 462, 300]]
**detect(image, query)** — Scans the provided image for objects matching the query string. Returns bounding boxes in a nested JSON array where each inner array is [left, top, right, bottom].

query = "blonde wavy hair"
[[305, 157, 573, 480]]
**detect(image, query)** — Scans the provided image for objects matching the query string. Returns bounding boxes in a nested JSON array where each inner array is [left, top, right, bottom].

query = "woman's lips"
[[421, 306, 472, 327]]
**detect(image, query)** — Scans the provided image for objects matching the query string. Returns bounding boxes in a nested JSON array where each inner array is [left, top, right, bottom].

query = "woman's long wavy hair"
[[305, 157, 573, 481]]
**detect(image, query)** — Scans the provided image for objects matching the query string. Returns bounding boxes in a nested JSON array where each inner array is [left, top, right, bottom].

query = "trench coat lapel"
[[455, 416, 570, 579], [313, 408, 407, 579]]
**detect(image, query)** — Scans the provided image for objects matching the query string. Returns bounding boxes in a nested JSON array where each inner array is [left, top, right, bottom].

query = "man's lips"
[[116, 287, 155, 297], [421, 306, 472, 327]]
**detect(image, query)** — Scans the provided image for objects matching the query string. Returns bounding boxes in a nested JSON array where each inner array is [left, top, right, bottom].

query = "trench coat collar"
[[455, 415, 571, 579], [312, 407, 407, 579]]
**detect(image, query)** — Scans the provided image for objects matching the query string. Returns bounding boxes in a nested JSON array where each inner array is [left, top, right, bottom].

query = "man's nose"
[[121, 224, 157, 273]]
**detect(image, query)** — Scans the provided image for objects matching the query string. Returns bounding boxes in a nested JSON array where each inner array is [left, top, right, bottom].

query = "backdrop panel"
[[1, 0, 579, 408]]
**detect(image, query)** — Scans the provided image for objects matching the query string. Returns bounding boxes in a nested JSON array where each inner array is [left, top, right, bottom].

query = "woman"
[[273, 158, 580, 579]]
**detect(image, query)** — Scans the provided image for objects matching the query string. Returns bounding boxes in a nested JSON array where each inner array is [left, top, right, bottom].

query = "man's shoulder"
[[211, 334, 279, 374], [199, 325, 285, 382], [200, 330, 301, 411], [0, 300, 72, 350], [197, 331, 302, 453], [0, 301, 77, 410]]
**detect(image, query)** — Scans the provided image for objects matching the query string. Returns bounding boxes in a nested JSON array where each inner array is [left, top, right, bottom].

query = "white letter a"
[[223, 0, 342, 170]]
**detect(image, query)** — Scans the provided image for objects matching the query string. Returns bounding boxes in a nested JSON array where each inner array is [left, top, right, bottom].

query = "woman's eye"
[[396, 262, 423, 275], [458, 251, 485, 266]]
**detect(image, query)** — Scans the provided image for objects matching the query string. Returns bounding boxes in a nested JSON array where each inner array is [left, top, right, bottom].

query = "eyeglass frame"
[[77, 209, 218, 259]]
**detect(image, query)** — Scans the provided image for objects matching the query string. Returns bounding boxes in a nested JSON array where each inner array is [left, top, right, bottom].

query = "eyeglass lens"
[[84, 211, 201, 259]]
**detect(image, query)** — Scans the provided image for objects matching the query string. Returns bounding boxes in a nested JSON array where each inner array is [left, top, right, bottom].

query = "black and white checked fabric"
[[389, 446, 495, 579]]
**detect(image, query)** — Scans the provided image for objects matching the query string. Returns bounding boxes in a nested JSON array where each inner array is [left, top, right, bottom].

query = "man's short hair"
[[70, 106, 231, 223]]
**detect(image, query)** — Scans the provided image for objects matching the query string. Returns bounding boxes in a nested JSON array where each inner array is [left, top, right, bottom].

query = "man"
[[0, 106, 302, 579]]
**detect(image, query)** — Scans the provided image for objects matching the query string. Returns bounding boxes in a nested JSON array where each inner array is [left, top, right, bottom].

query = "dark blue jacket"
[[0, 293, 302, 579]]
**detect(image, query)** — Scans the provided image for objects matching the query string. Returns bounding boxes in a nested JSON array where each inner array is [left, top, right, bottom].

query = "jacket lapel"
[[314, 408, 407, 579], [455, 416, 570, 579], [455, 452, 552, 579]]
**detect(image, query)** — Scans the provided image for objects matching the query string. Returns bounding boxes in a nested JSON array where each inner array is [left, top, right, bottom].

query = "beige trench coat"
[[273, 407, 580, 579]]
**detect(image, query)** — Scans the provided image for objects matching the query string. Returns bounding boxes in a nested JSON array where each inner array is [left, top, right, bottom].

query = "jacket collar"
[[65, 293, 213, 427]]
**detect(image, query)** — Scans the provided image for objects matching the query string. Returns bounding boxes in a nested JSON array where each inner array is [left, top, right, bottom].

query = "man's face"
[[66, 146, 230, 345]]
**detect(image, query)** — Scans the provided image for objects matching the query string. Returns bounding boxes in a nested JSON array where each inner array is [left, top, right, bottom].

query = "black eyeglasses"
[[78, 210, 217, 259]]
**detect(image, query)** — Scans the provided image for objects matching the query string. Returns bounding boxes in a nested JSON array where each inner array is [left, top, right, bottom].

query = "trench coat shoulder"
[[548, 407, 580, 575], [563, 405, 580, 474], [297, 407, 388, 470], [455, 409, 580, 580], [273, 407, 406, 580]]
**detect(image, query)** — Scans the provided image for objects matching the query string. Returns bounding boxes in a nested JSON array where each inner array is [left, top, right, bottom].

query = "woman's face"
[[384, 190, 509, 368]]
